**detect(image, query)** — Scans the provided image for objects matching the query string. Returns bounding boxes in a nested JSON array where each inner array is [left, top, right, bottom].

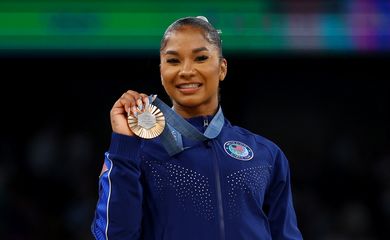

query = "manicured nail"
[[137, 98, 143, 111], [132, 106, 138, 117], [144, 97, 149, 106]]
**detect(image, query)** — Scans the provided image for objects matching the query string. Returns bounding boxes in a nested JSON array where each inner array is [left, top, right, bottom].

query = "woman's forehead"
[[167, 26, 207, 40], [163, 27, 213, 49]]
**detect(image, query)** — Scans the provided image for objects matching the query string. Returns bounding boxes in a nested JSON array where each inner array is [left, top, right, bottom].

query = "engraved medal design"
[[128, 103, 165, 139]]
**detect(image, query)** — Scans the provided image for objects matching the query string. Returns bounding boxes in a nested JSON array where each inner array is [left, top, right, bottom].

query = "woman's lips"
[[177, 83, 201, 94]]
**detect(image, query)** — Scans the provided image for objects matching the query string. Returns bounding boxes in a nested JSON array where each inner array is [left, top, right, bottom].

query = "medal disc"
[[128, 104, 165, 139]]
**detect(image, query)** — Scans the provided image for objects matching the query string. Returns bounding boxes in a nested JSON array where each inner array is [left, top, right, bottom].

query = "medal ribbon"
[[150, 95, 225, 156]]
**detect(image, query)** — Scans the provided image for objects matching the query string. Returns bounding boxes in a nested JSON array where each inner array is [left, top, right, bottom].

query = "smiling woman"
[[160, 21, 227, 118], [91, 16, 303, 240]]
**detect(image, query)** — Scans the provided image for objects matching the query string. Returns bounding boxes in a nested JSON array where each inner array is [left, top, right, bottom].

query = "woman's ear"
[[159, 64, 164, 86], [219, 58, 227, 81]]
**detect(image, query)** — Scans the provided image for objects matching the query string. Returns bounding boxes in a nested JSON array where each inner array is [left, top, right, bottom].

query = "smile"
[[177, 83, 201, 89]]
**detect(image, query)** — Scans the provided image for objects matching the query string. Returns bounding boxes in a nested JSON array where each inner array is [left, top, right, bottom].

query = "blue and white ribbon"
[[149, 95, 224, 156]]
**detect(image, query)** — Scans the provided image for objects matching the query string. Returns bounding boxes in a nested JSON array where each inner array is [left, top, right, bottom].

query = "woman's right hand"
[[110, 90, 149, 136]]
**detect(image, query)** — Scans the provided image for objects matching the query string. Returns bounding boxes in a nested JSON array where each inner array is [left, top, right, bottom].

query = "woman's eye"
[[166, 58, 180, 64], [195, 55, 208, 61]]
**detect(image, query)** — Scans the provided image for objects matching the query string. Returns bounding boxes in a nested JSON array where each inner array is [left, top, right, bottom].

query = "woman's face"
[[160, 26, 227, 117]]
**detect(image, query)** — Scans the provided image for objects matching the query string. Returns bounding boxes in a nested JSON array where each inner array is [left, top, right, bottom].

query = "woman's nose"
[[178, 61, 195, 79]]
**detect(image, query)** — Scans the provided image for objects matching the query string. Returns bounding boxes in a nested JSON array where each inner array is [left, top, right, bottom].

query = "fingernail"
[[132, 106, 138, 117], [144, 97, 149, 106], [137, 99, 143, 111]]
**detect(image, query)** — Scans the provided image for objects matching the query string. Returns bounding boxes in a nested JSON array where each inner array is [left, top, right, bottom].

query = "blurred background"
[[1, 0, 389, 239]]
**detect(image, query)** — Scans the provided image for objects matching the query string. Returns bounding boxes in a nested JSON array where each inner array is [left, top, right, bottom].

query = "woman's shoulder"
[[225, 120, 283, 155]]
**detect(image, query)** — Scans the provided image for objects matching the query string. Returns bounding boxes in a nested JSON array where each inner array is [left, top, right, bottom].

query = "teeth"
[[179, 83, 200, 89]]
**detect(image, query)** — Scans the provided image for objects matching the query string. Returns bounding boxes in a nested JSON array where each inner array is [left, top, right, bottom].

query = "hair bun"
[[196, 16, 209, 23]]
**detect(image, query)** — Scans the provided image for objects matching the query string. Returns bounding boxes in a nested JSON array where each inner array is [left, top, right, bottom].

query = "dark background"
[[1, 51, 389, 239]]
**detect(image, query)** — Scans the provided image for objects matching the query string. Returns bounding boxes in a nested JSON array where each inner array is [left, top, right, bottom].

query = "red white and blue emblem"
[[224, 141, 254, 161]]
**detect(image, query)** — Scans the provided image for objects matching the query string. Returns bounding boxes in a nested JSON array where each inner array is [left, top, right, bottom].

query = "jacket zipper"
[[211, 141, 225, 240], [204, 117, 225, 240]]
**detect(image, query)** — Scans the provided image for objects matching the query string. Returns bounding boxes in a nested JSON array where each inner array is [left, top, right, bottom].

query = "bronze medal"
[[128, 104, 165, 139]]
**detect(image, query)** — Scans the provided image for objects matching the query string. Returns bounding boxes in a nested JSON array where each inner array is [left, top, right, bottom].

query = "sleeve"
[[264, 148, 303, 240], [91, 132, 143, 240]]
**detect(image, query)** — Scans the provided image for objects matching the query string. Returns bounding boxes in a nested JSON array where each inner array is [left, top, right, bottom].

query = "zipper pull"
[[203, 118, 211, 147], [203, 118, 209, 127]]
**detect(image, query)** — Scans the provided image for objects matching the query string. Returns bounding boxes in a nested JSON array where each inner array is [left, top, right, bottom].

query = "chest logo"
[[224, 141, 254, 161]]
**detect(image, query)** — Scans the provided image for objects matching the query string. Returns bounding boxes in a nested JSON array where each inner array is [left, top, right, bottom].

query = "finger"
[[120, 91, 149, 116], [136, 97, 143, 111], [139, 93, 149, 106], [115, 98, 131, 116], [136, 93, 149, 111], [119, 92, 140, 116], [144, 97, 149, 107]]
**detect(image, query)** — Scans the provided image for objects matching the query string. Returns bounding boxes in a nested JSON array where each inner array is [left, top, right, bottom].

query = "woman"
[[91, 16, 303, 240]]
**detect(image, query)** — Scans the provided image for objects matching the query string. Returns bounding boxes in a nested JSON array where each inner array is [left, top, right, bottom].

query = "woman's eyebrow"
[[164, 50, 178, 55], [193, 47, 208, 53], [164, 47, 209, 56]]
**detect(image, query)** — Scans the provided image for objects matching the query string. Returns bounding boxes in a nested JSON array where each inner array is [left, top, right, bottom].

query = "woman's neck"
[[172, 104, 218, 119]]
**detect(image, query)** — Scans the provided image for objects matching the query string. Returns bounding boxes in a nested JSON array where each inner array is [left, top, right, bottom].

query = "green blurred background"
[[0, 0, 389, 53]]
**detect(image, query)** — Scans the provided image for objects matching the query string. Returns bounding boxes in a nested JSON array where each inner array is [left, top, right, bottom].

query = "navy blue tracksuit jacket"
[[91, 114, 303, 240]]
